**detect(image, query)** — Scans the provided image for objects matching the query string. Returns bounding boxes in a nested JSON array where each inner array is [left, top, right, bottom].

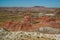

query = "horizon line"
[[0, 6, 60, 8]]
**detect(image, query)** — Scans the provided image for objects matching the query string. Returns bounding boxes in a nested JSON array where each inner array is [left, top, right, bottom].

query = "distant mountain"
[[0, 6, 57, 14], [34, 6, 46, 8]]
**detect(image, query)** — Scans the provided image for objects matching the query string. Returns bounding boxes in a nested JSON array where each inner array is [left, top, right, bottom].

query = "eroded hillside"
[[0, 7, 60, 33]]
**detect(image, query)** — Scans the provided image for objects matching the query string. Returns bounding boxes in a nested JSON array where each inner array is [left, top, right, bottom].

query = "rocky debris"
[[0, 29, 57, 40], [35, 27, 60, 34]]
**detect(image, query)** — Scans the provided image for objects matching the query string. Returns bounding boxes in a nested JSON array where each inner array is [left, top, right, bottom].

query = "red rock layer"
[[2, 16, 60, 31]]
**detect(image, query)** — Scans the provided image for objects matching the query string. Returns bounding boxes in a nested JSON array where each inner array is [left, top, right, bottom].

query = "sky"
[[0, 0, 60, 8]]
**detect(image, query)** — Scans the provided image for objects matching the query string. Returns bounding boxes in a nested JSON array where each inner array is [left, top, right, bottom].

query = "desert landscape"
[[0, 0, 60, 40], [0, 6, 60, 32], [0, 6, 60, 40]]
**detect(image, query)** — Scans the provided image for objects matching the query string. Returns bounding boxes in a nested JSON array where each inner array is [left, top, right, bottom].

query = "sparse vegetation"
[[0, 28, 57, 40]]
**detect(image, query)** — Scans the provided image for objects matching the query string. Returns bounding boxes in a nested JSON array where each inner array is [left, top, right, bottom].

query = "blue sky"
[[0, 0, 60, 8]]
